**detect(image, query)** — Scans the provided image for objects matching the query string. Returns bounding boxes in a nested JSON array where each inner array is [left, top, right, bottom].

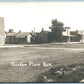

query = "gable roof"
[[38, 31, 50, 37], [40, 31, 50, 34], [15, 32, 31, 38], [30, 32, 39, 37], [6, 32, 17, 36]]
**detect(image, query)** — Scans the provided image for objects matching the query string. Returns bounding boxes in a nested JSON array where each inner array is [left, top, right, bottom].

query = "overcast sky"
[[0, 2, 84, 32]]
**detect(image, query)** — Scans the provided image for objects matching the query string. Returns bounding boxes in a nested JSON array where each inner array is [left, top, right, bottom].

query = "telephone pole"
[[81, 30, 84, 43]]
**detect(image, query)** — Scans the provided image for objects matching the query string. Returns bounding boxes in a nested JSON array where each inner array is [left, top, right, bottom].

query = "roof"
[[65, 27, 70, 29], [6, 32, 17, 36], [6, 32, 31, 38], [38, 31, 50, 37], [30, 32, 39, 36], [15, 32, 31, 38], [43, 31, 50, 33], [77, 31, 82, 35], [63, 34, 75, 37], [70, 31, 82, 35], [40, 31, 50, 34]]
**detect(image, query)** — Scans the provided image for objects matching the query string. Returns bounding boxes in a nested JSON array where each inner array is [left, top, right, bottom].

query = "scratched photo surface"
[[0, 2, 84, 83]]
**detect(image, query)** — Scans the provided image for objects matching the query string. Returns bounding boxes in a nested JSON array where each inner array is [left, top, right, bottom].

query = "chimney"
[[9, 29, 14, 33], [34, 28, 35, 35], [19, 30, 21, 33], [42, 28, 44, 32], [31, 30, 33, 33], [76, 30, 78, 34]]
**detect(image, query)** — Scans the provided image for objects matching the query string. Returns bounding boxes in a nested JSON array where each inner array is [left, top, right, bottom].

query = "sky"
[[0, 2, 84, 32]]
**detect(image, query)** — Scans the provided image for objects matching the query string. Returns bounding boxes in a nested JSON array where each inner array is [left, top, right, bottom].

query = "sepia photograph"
[[0, 0, 84, 83]]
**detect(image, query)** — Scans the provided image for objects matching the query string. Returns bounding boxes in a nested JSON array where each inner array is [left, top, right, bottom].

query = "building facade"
[[15, 32, 32, 44], [6, 29, 32, 44], [37, 28, 49, 43], [62, 27, 75, 42], [0, 17, 4, 46], [6, 29, 17, 44], [62, 27, 71, 42]]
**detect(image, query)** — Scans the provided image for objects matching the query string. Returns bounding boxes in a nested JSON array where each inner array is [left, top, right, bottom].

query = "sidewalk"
[[0, 45, 23, 48], [0, 44, 41, 48]]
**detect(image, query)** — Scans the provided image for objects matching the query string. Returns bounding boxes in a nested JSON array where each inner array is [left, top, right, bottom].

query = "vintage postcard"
[[0, 0, 84, 83]]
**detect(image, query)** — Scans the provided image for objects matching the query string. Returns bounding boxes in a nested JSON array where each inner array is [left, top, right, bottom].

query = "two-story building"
[[70, 30, 82, 42], [30, 28, 50, 44], [37, 28, 50, 43], [62, 27, 74, 42]]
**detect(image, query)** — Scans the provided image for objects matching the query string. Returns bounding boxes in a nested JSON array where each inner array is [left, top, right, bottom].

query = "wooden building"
[[6, 29, 32, 44], [62, 27, 74, 42], [38, 28, 50, 43], [15, 32, 32, 44], [70, 30, 82, 42]]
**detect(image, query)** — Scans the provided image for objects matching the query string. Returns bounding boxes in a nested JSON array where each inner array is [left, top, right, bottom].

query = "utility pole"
[[81, 30, 84, 43], [69, 36, 70, 42], [34, 27, 35, 36]]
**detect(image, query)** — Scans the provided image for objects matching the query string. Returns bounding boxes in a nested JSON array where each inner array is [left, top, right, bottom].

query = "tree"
[[49, 19, 64, 42]]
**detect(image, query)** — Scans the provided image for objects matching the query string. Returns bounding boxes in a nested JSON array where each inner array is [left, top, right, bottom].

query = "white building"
[[62, 27, 74, 42]]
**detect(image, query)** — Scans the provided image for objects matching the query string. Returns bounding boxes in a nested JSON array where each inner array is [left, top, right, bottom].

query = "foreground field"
[[0, 43, 84, 82]]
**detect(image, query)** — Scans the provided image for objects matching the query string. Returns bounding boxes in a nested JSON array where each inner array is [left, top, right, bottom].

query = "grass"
[[0, 43, 84, 82]]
